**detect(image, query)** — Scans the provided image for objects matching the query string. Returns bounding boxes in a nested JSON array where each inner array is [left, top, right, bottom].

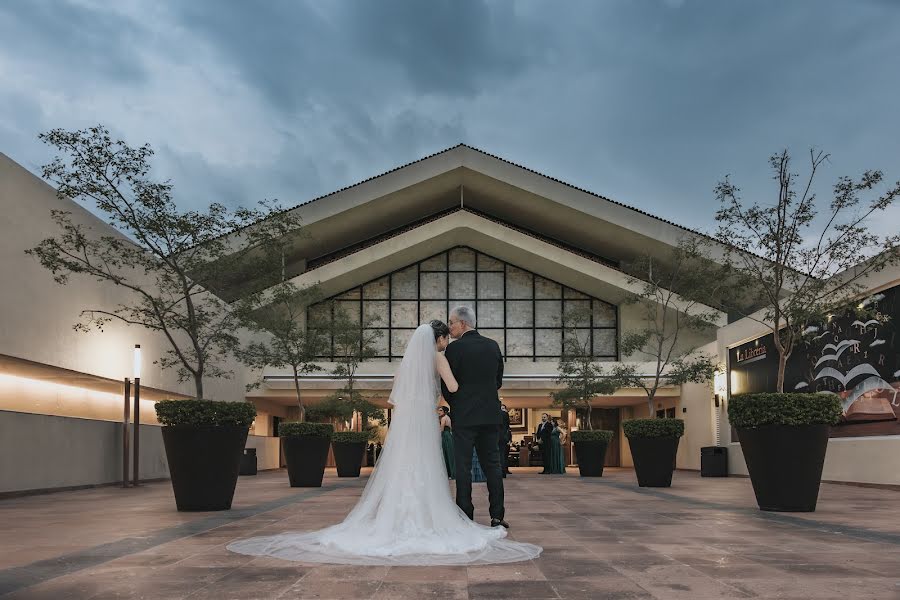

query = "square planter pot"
[[283, 436, 331, 487], [737, 423, 830, 512], [627, 436, 680, 487], [332, 441, 367, 477], [573, 440, 609, 477], [161, 425, 249, 511]]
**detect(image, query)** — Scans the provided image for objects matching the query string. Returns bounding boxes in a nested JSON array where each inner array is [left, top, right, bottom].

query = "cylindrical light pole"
[[133, 344, 141, 487], [123, 377, 131, 488], [713, 370, 727, 447]]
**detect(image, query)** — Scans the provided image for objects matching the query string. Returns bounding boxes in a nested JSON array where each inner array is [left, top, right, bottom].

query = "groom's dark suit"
[[441, 330, 505, 521]]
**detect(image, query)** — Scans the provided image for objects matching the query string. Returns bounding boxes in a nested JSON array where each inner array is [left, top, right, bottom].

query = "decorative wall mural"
[[728, 284, 900, 437]]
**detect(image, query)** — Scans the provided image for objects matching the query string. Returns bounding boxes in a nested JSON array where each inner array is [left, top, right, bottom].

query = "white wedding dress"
[[227, 324, 542, 566]]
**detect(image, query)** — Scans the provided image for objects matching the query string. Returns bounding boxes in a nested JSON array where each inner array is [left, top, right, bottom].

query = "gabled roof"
[[305, 206, 619, 271], [213, 144, 779, 305], [268, 208, 728, 327], [268, 143, 713, 243]]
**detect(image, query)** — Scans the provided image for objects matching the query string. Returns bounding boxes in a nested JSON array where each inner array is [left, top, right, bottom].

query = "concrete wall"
[[677, 381, 717, 471], [0, 410, 168, 494], [245, 435, 281, 471], [0, 410, 282, 494]]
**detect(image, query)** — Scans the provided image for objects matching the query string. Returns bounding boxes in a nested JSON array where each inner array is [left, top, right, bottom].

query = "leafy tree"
[[236, 284, 328, 422], [610, 238, 724, 417], [552, 307, 620, 429], [306, 304, 384, 431], [714, 149, 900, 392], [26, 125, 298, 400]]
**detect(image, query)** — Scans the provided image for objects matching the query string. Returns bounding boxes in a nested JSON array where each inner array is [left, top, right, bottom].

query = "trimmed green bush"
[[279, 422, 334, 438], [331, 431, 371, 444], [155, 399, 256, 427], [571, 429, 614, 443], [623, 418, 684, 439], [728, 393, 842, 428]]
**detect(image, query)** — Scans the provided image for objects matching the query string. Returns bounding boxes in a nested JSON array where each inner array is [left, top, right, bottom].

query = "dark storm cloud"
[[174, 0, 545, 107], [0, 0, 147, 83], [339, 0, 546, 96], [172, 2, 331, 113], [0, 0, 898, 235]]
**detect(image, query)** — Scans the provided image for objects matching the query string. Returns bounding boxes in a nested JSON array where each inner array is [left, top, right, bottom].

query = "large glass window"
[[310, 246, 618, 361]]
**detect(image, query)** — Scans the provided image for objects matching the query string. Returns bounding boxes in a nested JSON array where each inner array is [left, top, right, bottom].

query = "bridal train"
[[227, 324, 541, 566]]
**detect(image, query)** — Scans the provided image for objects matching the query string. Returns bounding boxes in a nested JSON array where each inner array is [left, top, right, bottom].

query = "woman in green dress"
[[548, 418, 566, 474], [438, 406, 455, 479]]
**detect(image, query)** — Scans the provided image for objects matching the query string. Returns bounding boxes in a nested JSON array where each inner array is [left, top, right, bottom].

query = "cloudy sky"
[[1, 0, 898, 235]]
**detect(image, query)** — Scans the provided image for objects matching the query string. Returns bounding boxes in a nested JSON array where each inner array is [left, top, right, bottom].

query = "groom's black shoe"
[[491, 518, 510, 529]]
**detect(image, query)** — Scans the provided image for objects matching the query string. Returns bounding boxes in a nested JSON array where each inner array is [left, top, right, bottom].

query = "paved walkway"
[[1, 468, 898, 599]]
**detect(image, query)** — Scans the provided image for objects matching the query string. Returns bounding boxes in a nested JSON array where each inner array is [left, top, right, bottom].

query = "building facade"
[[2, 145, 898, 494]]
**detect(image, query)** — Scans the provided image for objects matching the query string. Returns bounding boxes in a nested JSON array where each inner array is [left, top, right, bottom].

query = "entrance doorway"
[[273, 417, 285, 467], [589, 408, 621, 467]]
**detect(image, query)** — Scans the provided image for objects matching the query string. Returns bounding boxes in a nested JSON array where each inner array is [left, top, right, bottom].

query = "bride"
[[227, 321, 542, 566]]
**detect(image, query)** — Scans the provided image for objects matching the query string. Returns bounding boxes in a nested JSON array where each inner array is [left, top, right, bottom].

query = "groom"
[[441, 306, 508, 528]]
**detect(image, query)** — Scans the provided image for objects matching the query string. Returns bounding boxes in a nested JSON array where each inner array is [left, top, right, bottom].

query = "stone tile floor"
[[1, 468, 899, 599]]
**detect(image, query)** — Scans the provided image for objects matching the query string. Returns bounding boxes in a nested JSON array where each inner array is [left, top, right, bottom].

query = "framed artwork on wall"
[[508, 407, 527, 432]]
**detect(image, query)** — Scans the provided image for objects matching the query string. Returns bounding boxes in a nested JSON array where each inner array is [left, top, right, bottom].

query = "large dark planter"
[[628, 436, 680, 487], [161, 425, 248, 511], [283, 436, 331, 487], [737, 424, 829, 512], [332, 441, 367, 477], [573, 440, 609, 477]]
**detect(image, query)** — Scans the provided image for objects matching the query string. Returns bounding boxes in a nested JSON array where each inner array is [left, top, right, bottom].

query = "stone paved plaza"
[[1, 468, 899, 599]]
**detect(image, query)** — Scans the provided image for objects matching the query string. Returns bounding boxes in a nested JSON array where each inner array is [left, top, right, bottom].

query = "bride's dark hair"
[[430, 319, 450, 341]]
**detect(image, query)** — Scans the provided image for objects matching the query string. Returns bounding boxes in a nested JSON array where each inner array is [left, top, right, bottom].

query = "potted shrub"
[[281, 422, 334, 487], [623, 418, 684, 487], [155, 400, 256, 511], [571, 429, 613, 477], [331, 431, 371, 477], [729, 393, 841, 512]]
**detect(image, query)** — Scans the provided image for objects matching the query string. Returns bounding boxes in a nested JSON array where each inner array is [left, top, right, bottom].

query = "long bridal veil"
[[227, 323, 542, 565]]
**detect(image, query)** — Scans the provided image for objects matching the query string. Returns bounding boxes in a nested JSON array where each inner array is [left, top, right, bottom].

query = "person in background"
[[471, 446, 487, 483], [535, 413, 553, 473], [499, 404, 512, 477], [438, 406, 455, 479], [548, 418, 566, 474]]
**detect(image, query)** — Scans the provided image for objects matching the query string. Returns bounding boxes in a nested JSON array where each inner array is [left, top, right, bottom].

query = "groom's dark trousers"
[[441, 330, 505, 522]]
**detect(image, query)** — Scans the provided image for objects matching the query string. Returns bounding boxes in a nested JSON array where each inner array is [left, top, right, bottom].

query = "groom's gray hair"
[[451, 305, 477, 328]]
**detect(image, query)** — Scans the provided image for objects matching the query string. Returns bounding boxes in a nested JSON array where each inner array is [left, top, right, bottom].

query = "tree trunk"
[[293, 365, 305, 422], [647, 387, 659, 418], [585, 403, 592, 430], [776, 353, 787, 394], [194, 372, 204, 401]]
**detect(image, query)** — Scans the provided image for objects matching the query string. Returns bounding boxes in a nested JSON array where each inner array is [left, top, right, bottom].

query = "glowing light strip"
[[0, 372, 157, 415]]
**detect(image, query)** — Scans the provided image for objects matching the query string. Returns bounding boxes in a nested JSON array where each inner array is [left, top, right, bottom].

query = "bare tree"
[[715, 149, 900, 392], [27, 125, 299, 400], [610, 238, 725, 417], [306, 304, 384, 429], [237, 284, 328, 422], [552, 307, 620, 429]]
